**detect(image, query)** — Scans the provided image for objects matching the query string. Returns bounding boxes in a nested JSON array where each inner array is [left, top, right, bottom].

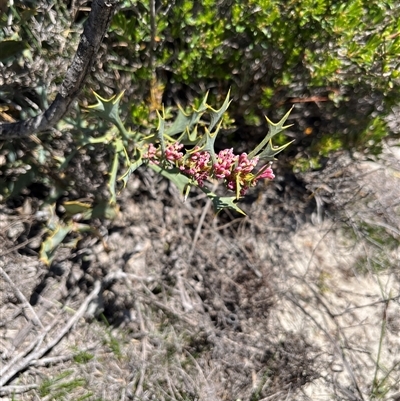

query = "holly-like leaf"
[[201, 120, 223, 164], [156, 109, 167, 154], [148, 164, 190, 193], [119, 157, 143, 188], [208, 89, 232, 132], [165, 93, 209, 136], [212, 196, 245, 215], [87, 91, 125, 126], [201, 186, 246, 215], [91, 202, 120, 220], [62, 201, 119, 220], [63, 201, 92, 219], [248, 107, 293, 159], [257, 139, 295, 161], [39, 221, 104, 265]]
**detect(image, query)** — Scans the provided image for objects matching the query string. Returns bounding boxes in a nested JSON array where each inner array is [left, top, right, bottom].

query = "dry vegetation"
[[1, 144, 400, 401]]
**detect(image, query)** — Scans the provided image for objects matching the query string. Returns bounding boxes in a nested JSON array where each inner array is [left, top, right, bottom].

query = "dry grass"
[[1, 144, 399, 401]]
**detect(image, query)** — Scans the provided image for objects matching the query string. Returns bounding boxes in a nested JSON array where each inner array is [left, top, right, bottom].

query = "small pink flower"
[[235, 153, 259, 174], [180, 147, 211, 186], [226, 180, 236, 191], [165, 142, 184, 162], [213, 148, 238, 179], [226, 178, 250, 196], [221, 152, 262, 195], [256, 166, 275, 180], [143, 143, 160, 164], [190, 148, 210, 170], [193, 170, 209, 187], [142, 141, 274, 194]]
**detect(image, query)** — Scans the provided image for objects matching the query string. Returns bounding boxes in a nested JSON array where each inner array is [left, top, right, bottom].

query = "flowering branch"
[[88, 90, 293, 215]]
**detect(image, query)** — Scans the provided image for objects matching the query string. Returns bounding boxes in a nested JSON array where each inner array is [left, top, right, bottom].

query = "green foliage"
[[38, 370, 91, 400], [73, 351, 95, 364], [248, 108, 294, 160], [108, 0, 399, 168], [37, 197, 118, 265], [292, 156, 322, 173], [2, 87, 290, 262], [93, 90, 291, 215]]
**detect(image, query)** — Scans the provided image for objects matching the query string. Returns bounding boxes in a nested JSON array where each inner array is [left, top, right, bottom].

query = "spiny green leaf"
[[248, 107, 293, 159], [87, 91, 124, 126], [63, 201, 119, 220], [148, 164, 190, 193], [257, 139, 295, 161], [91, 202, 119, 220], [212, 196, 245, 215], [63, 201, 92, 218], [119, 157, 143, 188], [208, 89, 232, 131], [165, 107, 192, 137], [165, 93, 209, 136], [200, 186, 246, 215], [156, 109, 167, 153], [202, 120, 223, 164], [184, 124, 199, 143]]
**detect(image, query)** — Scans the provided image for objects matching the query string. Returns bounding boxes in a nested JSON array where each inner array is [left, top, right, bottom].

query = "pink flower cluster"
[[165, 142, 184, 161], [143, 143, 160, 164], [179, 147, 211, 187], [220, 150, 275, 195], [214, 148, 237, 179], [143, 142, 275, 195]]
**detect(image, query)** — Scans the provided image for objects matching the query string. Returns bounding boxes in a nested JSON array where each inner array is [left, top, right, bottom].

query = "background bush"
[[1, 0, 400, 202], [107, 0, 400, 164]]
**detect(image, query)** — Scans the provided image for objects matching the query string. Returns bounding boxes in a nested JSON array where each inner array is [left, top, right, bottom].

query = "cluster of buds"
[[143, 141, 275, 196]]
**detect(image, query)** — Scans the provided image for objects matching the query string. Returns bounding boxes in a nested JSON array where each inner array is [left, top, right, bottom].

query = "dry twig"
[[0, 281, 101, 386], [0, 0, 120, 139], [0, 262, 44, 328]]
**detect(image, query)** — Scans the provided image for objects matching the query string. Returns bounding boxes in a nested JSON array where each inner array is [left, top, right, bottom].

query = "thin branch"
[[0, 0, 120, 140], [0, 281, 101, 387], [0, 384, 39, 396], [332, 294, 400, 317], [285, 293, 366, 401], [149, 0, 156, 75], [0, 321, 54, 384], [0, 263, 44, 328], [133, 299, 147, 399]]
